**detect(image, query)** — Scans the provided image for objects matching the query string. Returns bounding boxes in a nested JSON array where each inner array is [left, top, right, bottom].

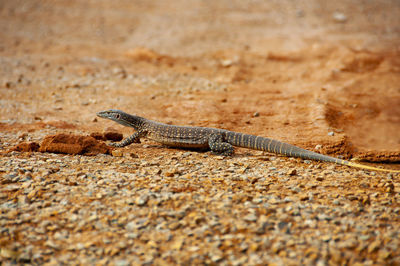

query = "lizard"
[[96, 109, 400, 173]]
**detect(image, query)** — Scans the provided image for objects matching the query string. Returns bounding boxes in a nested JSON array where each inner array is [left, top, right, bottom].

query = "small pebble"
[[136, 194, 149, 206], [112, 149, 123, 157], [288, 169, 297, 176], [333, 11, 347, 23], [243, 213, 258, 222], [315, 144, 322, 150]]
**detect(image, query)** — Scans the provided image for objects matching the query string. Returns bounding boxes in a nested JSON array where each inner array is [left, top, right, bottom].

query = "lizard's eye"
[[116, 114, 121, 119]]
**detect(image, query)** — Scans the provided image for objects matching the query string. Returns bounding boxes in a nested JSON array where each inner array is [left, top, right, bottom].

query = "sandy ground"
[[1, 0, 400, 265]]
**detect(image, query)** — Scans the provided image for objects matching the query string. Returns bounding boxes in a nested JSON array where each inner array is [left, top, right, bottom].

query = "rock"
[[367, 240, 381, 253], [90, 132, 106, 140], [164, 171, 175, 177], [332, 12, 347, 23], [104, 131, 123, 141], [112, 149, 123, 157], [378, 249, 391, 260], [288, 169, 297, 176], [136, 194, 149, 206], [114, 259, 130, 266], [39, 134, 111, 155], [0, 248, 19, 259], [45, 240, 60, 250], [130, 152, 139, 158], [210, 252, 224, 263], [243, 213, 258, 222]]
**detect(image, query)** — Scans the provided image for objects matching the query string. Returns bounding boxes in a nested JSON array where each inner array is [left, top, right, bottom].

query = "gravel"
[[0, 149, 399, 265]]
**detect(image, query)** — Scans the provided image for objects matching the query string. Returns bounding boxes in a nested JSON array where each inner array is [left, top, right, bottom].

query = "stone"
[[112, 149, 124, 157]]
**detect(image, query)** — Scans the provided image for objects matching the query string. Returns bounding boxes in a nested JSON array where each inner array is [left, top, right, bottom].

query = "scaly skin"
[[97, 109, 400, 173]]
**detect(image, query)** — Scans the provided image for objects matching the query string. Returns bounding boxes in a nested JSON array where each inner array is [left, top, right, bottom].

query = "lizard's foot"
[[108, 136, 141, 148], [211, 150, 233, 156]]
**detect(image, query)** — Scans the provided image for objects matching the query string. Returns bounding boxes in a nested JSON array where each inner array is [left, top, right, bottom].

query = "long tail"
[[225, 132, 400, 173]]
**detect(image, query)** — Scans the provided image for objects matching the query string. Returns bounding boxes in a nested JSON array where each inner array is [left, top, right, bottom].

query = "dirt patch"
[[0, 121, 77, 133], [354, 151, 400, 163], [340, 52, 384, 73], [38, 134, 112, 156], [311, 136, 356, 160]]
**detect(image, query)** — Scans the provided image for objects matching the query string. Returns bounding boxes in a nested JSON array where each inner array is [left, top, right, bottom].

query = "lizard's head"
[[96, 109, 144, 129]]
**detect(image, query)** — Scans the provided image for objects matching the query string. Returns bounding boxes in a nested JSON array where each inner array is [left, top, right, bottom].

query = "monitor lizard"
[[97, 109, 399, 173]]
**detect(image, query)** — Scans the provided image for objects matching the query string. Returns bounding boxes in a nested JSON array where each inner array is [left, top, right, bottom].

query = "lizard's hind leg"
[[208, 134, 234, 155]]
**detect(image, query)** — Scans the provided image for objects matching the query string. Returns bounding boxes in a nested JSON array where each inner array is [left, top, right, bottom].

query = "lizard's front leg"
[[110, 131, 147, 147], [208, 133, 234, 155]]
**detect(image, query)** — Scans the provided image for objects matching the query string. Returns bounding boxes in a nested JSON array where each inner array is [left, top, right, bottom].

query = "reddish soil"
[[1, 0, 399, 164]]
